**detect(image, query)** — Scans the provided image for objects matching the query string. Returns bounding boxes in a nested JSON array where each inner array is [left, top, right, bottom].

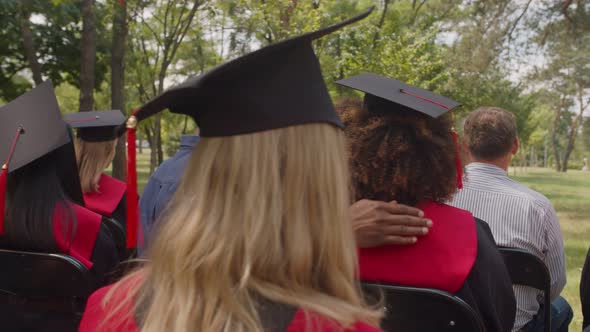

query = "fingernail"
[[426, 219, 433, 227], [422, 227, 429, 234], [410, 237, 417, 243], [418, 211, 424, 217]]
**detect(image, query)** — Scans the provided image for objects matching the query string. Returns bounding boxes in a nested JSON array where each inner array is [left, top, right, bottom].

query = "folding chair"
[[499, 247, 551, 332], [0, 249, 93, 331], [102, 216, 127, 258], [362, 282, 485, 332]]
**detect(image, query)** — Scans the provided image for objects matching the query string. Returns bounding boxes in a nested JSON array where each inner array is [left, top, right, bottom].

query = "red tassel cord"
[[0, 167, 6, 234], [0, 126, 24, 234], [126, 110, 139, 248], [452, 129, 463, 189]]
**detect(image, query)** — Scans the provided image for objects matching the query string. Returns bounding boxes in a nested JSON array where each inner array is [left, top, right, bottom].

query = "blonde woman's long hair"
[[74, 138, 117, 193], [104, 123, 381, 331]]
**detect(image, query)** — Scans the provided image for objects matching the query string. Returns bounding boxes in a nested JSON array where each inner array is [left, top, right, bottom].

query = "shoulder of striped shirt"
[[460, 178, 556, 217]]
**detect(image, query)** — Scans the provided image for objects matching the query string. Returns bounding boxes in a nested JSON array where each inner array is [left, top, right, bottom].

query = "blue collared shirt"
[[139, 135, 199, 249]]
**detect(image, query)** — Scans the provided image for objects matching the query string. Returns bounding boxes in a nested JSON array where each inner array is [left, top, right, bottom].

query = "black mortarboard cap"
[[0, 81, 84, 231], [120, 7, 375, 248], [335, 73, 465, 189], [335, 73, 461, 118], [130, 6, 375, 136], [65, 110, 126, 142], [0, 81, 71, 172]]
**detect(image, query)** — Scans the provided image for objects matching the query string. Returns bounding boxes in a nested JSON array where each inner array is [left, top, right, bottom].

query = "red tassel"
[[452, 129, 463, 189], [1, 126, 24, 234], [126, 110, 139, 248], [0, 167, 6, 234]]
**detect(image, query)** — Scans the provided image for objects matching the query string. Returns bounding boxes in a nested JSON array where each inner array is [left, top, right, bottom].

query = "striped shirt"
[[449, 162, 567, 331]]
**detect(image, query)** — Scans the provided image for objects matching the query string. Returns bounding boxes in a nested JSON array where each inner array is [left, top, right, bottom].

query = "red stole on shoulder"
[[83, 174, 127, 217], [358, 201, 477, 294], [79, 275, 383, 332], [286, 310, 382, 332], [52, 203, 101, 269]]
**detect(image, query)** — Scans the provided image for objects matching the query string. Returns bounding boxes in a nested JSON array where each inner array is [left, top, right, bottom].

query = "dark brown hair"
[[338, 97, 459, 206], [463, 107, 517, 161]]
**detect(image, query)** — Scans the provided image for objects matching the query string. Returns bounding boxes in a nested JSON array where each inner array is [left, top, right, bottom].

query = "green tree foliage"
[[1, 0, 587, 173], [0, 0, 109, 100]]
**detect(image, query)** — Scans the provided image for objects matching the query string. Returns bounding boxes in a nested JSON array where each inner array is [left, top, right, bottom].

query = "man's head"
[[463, 106, 518, 165]]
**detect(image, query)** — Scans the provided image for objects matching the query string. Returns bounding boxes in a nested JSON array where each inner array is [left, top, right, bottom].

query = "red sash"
[[358, 201, 477, 294], [52, 203, 101, 269], [79, 277, 382, 332], [83, 174, 126, 217]]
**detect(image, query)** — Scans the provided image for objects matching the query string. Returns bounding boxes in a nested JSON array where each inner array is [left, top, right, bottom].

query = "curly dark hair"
[[337, 96, 460, 206]]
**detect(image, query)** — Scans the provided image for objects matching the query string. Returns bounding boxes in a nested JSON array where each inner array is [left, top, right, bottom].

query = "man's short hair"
[[463, 107, 517, 160]]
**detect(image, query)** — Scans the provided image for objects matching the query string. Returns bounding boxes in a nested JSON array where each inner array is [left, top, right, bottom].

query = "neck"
[[471, 156, 511, 171]]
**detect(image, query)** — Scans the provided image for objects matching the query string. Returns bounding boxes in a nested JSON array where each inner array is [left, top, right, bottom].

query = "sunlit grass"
[[511, 167, 590, 331]]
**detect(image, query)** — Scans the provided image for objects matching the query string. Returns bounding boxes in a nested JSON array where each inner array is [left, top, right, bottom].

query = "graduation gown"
[[83, 174, 127, 227], [580, 247, 590, 329], [359, 201, 516, 332], [0, 203, 119, 332], [78, 280, 382, 332]]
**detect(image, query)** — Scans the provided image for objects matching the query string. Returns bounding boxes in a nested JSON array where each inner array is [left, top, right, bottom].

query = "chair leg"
[[544, 293, 551, 332]]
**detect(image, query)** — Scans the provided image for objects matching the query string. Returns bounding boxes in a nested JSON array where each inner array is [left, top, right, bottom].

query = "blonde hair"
[[103, 123, 381, 331], [74, 138, 117, 193]]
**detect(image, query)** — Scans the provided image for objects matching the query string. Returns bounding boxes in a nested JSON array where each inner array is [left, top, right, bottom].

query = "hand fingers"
[[382, 224, 429, 237], [380, 214, 432, 228], [381, 201, 424, 217], [381, 235, 418, 246]]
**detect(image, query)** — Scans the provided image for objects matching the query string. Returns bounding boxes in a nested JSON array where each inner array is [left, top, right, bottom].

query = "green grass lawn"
[[134, 152, 589, 330], [511, 167, 590, 331]]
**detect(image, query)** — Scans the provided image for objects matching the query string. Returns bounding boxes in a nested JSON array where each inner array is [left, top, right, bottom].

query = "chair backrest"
[[0, 248, 92, 301], [102, 217, 127, 258], [499, 247, 551, 332], [362, 282, 485, 332], [0, 249, 94, 331]]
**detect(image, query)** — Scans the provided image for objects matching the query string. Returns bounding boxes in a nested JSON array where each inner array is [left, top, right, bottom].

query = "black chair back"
[[499, 247, 551, 332], [0, 249, 93, 331], [102, 217, 127, 258], [363, 282, 485, 332]]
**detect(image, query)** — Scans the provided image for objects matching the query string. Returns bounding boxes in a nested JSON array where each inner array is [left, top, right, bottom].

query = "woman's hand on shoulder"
[[350, 199, 432, 248]]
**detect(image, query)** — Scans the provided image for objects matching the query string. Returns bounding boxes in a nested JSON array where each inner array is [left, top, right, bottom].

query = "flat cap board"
[[335, 73, 461, 118], [0, 81, 70, 172], [65, 110, 126, 142]]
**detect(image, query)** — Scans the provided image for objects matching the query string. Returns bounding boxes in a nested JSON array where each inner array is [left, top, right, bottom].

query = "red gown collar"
[[52, 202, 101, 269], [358, 201, 477, 294], [83, 174, 126, 217]]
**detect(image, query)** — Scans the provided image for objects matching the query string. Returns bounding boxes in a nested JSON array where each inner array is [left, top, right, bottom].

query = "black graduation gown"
[[455, 218, 516, 332], [580, 247, 590, 329], [0, 219, 119, 332], [359, 209, 516, 332]]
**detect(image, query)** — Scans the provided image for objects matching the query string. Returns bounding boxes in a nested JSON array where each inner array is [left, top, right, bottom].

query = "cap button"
[[126, 116, 138, 129]]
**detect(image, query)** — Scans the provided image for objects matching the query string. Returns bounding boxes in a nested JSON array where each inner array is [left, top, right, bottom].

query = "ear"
[[511, 138, 519, 155]]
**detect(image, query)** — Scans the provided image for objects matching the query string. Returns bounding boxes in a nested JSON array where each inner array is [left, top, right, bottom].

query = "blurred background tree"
[[0, 0, 588, 175]]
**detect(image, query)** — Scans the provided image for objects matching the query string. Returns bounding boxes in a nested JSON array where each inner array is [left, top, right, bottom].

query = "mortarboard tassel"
[[451, 128, 463, 189], [1, 126, 24, 234], [126, 110, 139, 248], [0, 166, 6, 234], [400, 89, 463, 189]]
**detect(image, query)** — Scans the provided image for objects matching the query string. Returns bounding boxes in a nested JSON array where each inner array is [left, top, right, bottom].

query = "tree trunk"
[[551, 104, 563, 172], [111, 0, 128, 181], [372, 0, 392, 47], [18, 1, 43, 85], [79, 0, 96, 112], [156, 113, 163, 165], [145, 127, 156, 175]]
